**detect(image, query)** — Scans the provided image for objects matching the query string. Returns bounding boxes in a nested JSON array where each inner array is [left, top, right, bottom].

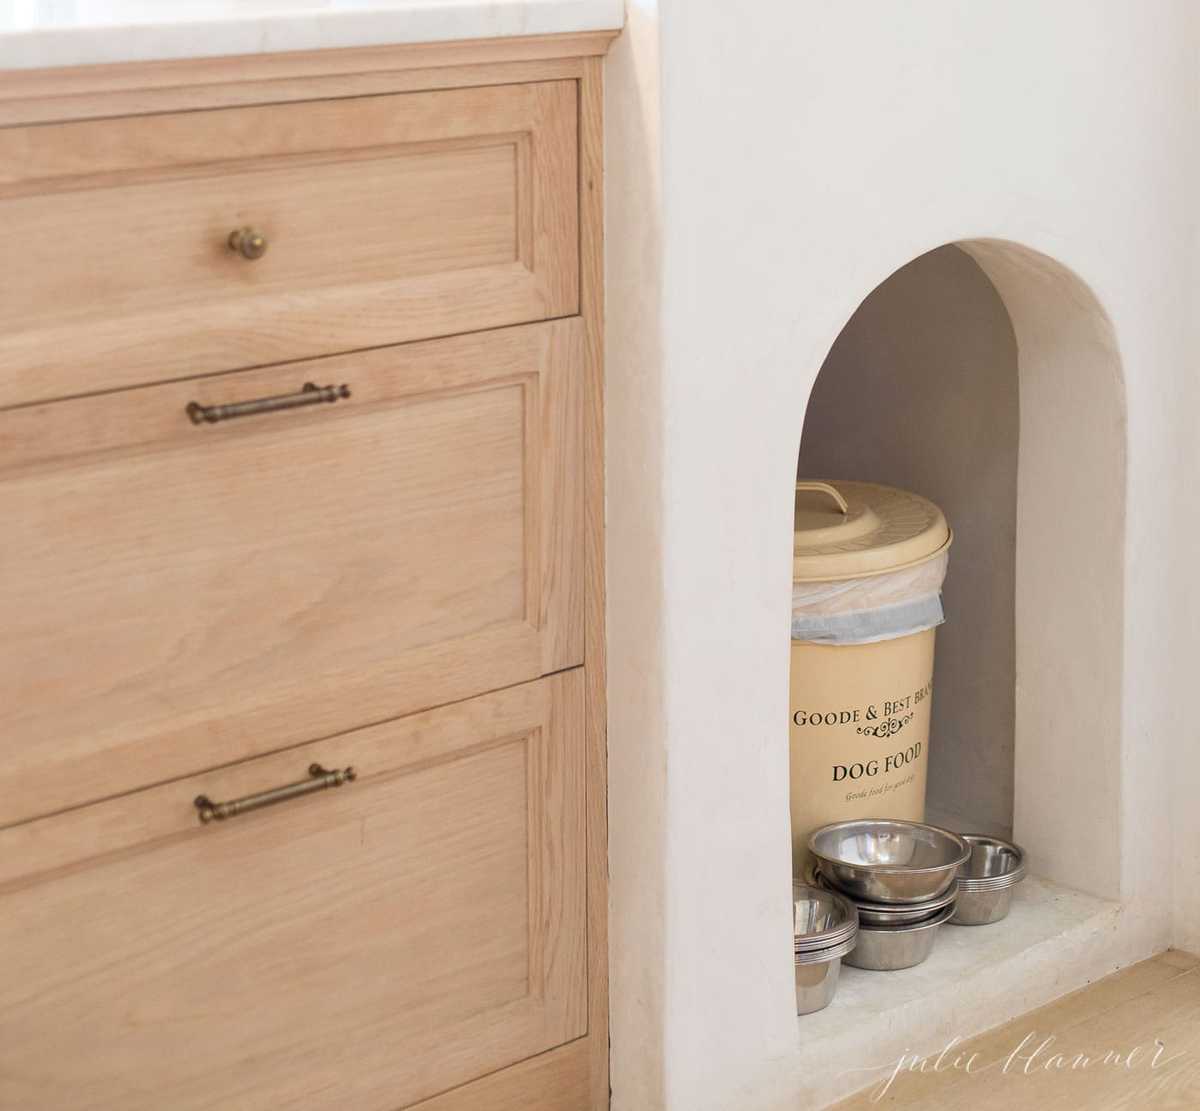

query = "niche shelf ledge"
[[794, 878, 1139, 1107]]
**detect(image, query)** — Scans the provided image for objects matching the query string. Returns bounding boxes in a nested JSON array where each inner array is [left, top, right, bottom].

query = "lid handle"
[[795, 481, 849, 515]]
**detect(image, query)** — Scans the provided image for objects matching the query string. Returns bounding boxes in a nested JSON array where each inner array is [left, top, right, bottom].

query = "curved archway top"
[[960, 239, 1126, 397], [802, 238, 1126, 411]]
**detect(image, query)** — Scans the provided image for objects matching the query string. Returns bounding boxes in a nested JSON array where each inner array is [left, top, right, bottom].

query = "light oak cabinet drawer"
[[0, 320, 583, 827], [0, 671, 587, 1111], [0, 81, 578, 407]]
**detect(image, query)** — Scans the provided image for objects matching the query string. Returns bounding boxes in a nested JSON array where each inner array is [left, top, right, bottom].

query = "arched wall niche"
[[794, 238, 1126, 899]]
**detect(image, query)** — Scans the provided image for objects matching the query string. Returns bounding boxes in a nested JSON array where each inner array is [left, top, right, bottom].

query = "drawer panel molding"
[[0, 80, 578, 406], [0, 320, 584, 826], [0, 672, 587, 1111]]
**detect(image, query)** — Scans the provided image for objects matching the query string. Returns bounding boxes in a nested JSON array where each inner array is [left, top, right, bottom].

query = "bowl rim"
[[958, 833, 1027, 879], [956, 868, 1026, 891], [815, 869, 960, 915], [794, 932, 858, 965], [807, 819, 971, 875], [855, 901, 956, 934], [792, 881, 860, 948]]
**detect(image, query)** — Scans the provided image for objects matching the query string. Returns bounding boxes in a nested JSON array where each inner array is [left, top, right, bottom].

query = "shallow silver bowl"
[[843, 903, 954, 971], [793, 881, 858, 952], [808, 819, 970, 905]]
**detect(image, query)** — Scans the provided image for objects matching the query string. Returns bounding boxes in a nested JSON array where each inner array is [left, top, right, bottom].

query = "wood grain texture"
[[0, 80, 578, 406], [0, 320, 584, 827], [0, 32, 619, 125], [833, 951, 1200, 1111], [2, 39, 616, 1111], [406, 1038, 591, 1111], [0, 671, 587, 1111], [0, 57, 588, 127], [579, 55, 612, 1111]]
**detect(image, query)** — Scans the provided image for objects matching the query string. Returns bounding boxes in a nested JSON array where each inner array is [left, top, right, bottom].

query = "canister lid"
[[793, 480, 950, 582]]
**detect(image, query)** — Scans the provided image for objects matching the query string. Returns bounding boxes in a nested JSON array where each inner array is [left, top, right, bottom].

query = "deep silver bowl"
[[950, 835, 1026, 925], [951, 884, 1016, 925], [808, 819, 970, 905], [793, 881, 858, 952], [794, 938, 856, 1015], [843, 903, 955, 971], [956, 834, 1026, 889]]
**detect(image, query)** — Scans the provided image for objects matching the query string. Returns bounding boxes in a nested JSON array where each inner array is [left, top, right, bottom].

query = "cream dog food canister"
[[790, 481, 951, 880]]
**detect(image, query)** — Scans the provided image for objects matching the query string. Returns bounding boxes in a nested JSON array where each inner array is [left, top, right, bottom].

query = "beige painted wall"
[[797, 245, 1018, 838]]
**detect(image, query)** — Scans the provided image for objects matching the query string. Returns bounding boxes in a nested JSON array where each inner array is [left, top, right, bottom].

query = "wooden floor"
[[834, 950, 1200, 1110]]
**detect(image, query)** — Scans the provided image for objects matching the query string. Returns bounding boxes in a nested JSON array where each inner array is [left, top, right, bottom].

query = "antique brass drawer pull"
[[228, 226, 268, 260], [187, 382, 351, 425], [194, 763, 357, 824]]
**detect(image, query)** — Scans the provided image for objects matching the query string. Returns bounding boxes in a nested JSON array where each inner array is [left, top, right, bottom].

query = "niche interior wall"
[[797, 244, 1019, 840]]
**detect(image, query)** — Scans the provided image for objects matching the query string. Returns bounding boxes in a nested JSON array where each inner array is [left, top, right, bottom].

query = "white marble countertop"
[[0, 0, 624, 71]]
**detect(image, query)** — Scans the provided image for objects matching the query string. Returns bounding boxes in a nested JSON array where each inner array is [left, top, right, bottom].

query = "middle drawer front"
[[0, 80, 578, 407], [0, 320, 583, 827]]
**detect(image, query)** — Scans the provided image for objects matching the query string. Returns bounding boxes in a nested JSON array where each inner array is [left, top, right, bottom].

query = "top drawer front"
[[0, 81, 578, 408]]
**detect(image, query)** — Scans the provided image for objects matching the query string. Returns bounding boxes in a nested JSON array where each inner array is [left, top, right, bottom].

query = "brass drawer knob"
[[228, 226, 268, 260]]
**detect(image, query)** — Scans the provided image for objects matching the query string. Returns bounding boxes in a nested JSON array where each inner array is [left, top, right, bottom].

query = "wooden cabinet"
[[0, 321, 583, 826], [0, 673, 585, 1111], [0, 31, 611, 1111]]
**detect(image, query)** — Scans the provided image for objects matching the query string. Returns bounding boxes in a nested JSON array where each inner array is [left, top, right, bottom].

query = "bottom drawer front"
[[0, 672, 586, 1111]]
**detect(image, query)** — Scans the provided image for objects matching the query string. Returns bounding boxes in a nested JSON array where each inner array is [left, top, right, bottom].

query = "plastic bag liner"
[[791, 551, 949, 646]]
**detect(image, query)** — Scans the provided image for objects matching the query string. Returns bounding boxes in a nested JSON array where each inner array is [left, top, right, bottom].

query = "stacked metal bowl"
[[808, 819, 969, 971], [952, 834, 1026, 925], [792, 882, 859, 1013]]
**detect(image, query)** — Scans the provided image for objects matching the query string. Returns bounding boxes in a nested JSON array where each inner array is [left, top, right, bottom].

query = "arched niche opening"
[[796, 240, 1125, 899]]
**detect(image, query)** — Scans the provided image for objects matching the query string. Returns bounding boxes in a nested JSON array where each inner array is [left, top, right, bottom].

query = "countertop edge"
[[0, 1, 625, 73]]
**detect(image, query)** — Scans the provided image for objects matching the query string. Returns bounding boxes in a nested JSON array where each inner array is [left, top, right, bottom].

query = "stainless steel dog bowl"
[[956, 834, 1026, 887], [816, 870, 958, 925], [794, 934, 858, 1015], [950, 835, 1025, 925], [793, 882, 858, 1014], [792, 882, 858, 951], [842, 903, 955, 970], [952, 885, 1016, 926], [808, 819, 970, 905]]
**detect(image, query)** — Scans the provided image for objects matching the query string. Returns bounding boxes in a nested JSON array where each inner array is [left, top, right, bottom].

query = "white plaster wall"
[[1169, 18, 1200, 959], [604, 4, 668, 1107], [606, 2, 1197, 1109], [797, 245, 1019, 840], [961, 238, 1125, 904]]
